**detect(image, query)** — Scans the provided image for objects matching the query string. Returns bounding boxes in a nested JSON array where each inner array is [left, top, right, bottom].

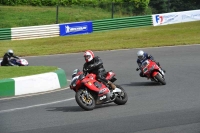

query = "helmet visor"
[[84, 55, 91, 60], [138, 55, 143, 60]]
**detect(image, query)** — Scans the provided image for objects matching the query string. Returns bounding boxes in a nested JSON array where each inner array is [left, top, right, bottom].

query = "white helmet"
[[84, 50, 94, 62], [7, 49, 14, 56], [137, 50, 144, 60]]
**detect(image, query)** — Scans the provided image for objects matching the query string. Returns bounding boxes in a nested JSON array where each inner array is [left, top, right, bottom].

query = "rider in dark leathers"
[[83, 50, 116, 90], [1, 49, 19, 66], [136, 50, 165, 77]]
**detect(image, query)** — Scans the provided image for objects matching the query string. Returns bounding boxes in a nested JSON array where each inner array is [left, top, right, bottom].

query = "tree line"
[[0, 0, 199, 14]]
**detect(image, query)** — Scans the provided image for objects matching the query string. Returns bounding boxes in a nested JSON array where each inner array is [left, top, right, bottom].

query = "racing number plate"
[[143, 67, 148, 73]]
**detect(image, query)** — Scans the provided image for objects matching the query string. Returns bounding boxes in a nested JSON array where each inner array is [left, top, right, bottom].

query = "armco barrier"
[[0, 28, 11, 40], [0, 68, 67, 97], [92, 15, 152, 32], [11, 24, 60, 40], [0, 15, 153, 41]]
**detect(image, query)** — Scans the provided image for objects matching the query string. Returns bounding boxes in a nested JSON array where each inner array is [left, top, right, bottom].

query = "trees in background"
[[0, 0, 199, 14], [149, 0, 200, 14]]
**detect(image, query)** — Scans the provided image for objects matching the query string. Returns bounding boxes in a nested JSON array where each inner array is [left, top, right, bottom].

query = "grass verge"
[[0, 66, 58, 79], [0, 21, 200, 57], [0, 5, 124, 28]]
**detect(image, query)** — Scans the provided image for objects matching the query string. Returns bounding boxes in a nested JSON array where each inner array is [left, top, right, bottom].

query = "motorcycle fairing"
[[93, 81, 102, 88], [82, 77, 108, 93], [142, 60, 160, 78], [10, 58, 28, 66], [97, 92, 111, 103]]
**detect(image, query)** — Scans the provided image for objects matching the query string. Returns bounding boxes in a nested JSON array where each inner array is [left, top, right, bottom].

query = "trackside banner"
[[152, 9, 200, 26], [59, 21, 93, 36]]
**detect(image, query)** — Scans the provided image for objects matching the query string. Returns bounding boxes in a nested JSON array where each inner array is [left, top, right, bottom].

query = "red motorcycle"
[[137, 59, 166, 85], [70, 69, 128, 111]]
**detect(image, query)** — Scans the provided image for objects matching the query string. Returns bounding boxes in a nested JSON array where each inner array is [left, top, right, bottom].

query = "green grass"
[[0, 66, 58, 79], [0, 5, 126, 28], [0, 21, 200, 57]]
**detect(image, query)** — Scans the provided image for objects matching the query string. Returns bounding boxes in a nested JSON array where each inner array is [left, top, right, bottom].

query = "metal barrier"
[[0, 15, 153, 41], [93, 15, 152, 32], [11, 24, 60, 40], [0, 28, 11, 40]]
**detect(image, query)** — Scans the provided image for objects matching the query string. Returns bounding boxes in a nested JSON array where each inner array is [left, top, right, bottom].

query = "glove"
[[156, 62, 160, 66], [16, 56, 20, 59], [136, 68, 139, 71], [83, 68, 88, 73]]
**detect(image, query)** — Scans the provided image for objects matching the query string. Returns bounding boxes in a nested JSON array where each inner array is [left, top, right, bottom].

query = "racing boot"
[[107, 81, 116, 90], [156, 62, 166, 73], [107, 81, 116, 99]]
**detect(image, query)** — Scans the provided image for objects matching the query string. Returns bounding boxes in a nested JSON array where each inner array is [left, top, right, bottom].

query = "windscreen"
[[70, 75, 79, 87], [141, 60, 149, 68]]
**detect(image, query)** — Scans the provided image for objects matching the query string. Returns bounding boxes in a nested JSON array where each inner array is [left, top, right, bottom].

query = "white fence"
[[11, 24, 60, 40]]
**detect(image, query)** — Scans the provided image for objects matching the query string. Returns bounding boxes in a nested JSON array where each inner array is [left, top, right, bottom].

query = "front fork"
[[83, 88, 90, 99]]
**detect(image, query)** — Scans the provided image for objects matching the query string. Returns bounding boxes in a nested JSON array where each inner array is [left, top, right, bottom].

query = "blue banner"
[[59, 21, 93, 36]]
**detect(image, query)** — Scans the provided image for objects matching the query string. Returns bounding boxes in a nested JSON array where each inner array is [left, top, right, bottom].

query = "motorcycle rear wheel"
[[114, 85, 128, 105], [75, 89, 95, 111], [155, 73, 166, 85]]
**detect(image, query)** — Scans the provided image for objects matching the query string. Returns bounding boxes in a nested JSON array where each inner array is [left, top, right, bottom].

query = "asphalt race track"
[[0, 45, 200, 133]]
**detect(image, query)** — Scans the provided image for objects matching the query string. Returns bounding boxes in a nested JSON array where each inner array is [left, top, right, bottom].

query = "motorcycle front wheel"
[[114, 85, 128, 105], [155, 73, 166, 85], [75, 89, 95, 111]]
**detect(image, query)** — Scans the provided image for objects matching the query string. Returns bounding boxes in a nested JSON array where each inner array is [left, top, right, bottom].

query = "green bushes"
[[0, 0, 100, 6], [0, 0, 149, 12], [0, 0, 57, 6]]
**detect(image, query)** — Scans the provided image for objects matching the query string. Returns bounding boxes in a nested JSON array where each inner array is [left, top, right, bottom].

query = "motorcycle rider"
[[83, 50, 116, 90], [136, 50, 165, 77], [1, 49, 19, 66]]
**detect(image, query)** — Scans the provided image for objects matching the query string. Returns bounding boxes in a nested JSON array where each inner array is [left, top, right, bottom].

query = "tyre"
[[155, 73, 166, 85], [75, 89, 95, 111], [114, 85, 128, 105]]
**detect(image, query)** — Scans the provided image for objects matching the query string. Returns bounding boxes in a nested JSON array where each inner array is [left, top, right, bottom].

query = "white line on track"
[[0, 97, 75, 114], [0, 87, 70, 101]]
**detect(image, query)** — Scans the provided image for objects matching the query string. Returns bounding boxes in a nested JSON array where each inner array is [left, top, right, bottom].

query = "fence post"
[[111, 2, 114, 19], [56, 5, 59, 24], [167, 0, 170, 12]]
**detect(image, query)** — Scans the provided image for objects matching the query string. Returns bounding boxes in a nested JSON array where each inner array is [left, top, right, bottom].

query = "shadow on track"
[[46, 106, 83, 112], [46, 103, 118, 112], [122, 81, 161, 86]]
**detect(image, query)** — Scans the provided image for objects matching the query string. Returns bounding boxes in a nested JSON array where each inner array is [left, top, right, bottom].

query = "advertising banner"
[[59, 21, 93, 36], [152, 10, 200, 26]]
